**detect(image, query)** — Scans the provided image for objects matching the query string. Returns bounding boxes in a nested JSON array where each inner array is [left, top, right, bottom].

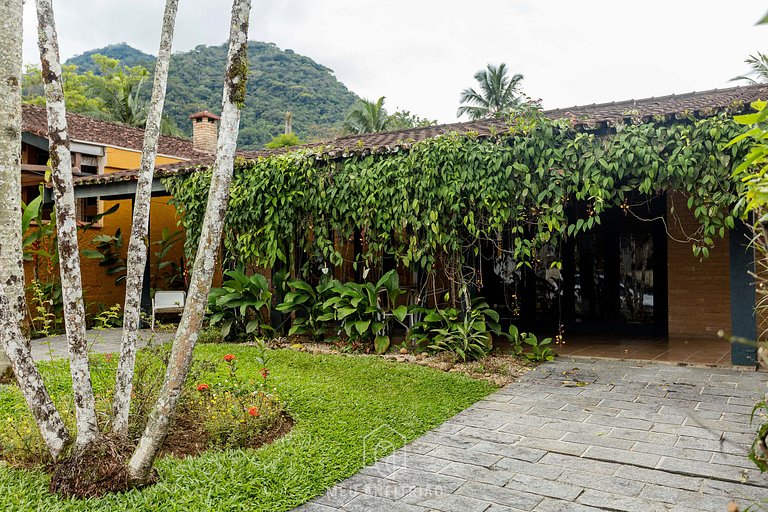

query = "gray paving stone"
[[613, 464, 702, 491], [576, 488, 668, 511], [419, 431, 480, 450], [493, 456, 564, 480], [458, 426, 522, 445], [538, 452, 620, 476], [342, 494, 427, 512], [388, 468, 464, 493], [474, 440, 547, 462], [402, 490, 492, 512], [505, 474, 583, 501], [440, 461, 513, 486], [427, 445, 503, 468], [515, 437, 587, 457], [561, 431, 634, 450], [454, 481, 544, 511], [630, 440, 712, 462], [533, 497, 605, 511], [296, 360, 768, 512], [582, 445, 661, 468], [556, 470, 643, 497], [607, 427, 678, 445], [584, 414, 653, 431]]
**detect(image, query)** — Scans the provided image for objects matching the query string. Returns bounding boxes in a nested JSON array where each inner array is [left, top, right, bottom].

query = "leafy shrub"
[[276, 270, 406, 353], [275, 276, 335, 341], [750, 399, 768, 472], [322, 270, 407, 354], [208, 268, 273, 340], [505, 325, 556, 362], [92, 304, 123, 329], [197, 325, 225, 344], [408, 297, 500, 361]]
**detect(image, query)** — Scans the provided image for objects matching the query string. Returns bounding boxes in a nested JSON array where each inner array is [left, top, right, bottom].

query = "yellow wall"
[[24, 146, 188, 314]]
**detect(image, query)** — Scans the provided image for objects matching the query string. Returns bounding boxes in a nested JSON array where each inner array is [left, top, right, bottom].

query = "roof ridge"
[[22, 103, 195, 145], [543, 83, 768, 114]]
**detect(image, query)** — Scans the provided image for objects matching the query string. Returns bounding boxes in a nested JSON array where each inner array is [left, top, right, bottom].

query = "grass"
[[0, 344, 495, 511]]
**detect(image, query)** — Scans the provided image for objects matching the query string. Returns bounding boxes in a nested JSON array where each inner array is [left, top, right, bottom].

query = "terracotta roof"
[[189, 110, 221, 121], [22, 103, 206, 159], [72, 83, 768, 188]]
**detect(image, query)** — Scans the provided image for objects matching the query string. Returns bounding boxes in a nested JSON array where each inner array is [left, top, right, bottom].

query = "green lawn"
[[0, 345, 494, 511]]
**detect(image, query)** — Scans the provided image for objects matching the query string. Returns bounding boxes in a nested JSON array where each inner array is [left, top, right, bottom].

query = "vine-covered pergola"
[[71, 84, 768, 364], [167, 109, 744, 270]]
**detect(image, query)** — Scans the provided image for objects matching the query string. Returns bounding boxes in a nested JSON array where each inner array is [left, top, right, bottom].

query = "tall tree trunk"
[[0, 286, 70, 459], [113, 0, 180, 438], [0, 0, 69, 459], [35, 0, 99, 449], [127, 0, 251, 481], [0, 0, 24, 373]]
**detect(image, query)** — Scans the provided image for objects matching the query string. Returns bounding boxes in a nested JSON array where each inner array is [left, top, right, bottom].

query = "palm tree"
[[343, 96, 389, 134], [457, 63, 526, 120], [734, 52, 768, 84]]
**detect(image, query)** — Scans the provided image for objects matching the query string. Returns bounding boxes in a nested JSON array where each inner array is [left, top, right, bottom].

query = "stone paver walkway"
[[298, 359, 768, 512], [30, 328, 174, 362]]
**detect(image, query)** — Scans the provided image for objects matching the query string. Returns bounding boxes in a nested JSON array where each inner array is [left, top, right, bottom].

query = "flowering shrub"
[[190, 342, 286, 449], [0, 341, 287, 466]]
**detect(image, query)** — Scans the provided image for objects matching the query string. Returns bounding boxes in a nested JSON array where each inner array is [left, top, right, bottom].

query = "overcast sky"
[[21, 1, 768, 123]]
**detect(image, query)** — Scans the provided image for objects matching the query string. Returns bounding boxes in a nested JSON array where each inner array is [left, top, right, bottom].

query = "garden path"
[[297, 359, 768, 511], [29, 328, 174, 362]]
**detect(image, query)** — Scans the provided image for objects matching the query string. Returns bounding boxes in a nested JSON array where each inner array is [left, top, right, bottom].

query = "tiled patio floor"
[[557, 335, 735, 366]]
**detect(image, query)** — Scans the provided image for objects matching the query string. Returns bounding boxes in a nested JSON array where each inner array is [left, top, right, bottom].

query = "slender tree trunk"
[[113, 0, 180, 438], [0, 0, 24, 372], [0, 286, 70, 459], [0, 0, 70, 458], [35, 0, 99, 449], [127, 0, 251, 481]]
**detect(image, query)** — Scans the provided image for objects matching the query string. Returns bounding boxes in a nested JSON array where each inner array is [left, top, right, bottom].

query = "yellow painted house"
[[21, 104, 218, 311]]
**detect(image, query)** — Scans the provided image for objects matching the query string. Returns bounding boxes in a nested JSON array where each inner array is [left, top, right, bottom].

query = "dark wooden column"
[[729, 219, 757, 366]]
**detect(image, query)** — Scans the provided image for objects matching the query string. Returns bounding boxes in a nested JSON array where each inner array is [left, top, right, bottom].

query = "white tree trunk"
[[35, 0, 99, 449], [0, 0, 24, 372], [127, 0, 251, 481], [113, 0, 180, 438], [0, 286, 70, 459], [0, 0, 69, 459]]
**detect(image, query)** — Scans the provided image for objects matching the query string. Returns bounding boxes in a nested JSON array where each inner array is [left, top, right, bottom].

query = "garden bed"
[[268, 338, 533, 387], [0, 344, 494, 510]]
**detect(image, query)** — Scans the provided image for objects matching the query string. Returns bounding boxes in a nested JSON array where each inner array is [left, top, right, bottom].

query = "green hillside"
[[64, 42, 359, 149], [66, 43, 155, 73]]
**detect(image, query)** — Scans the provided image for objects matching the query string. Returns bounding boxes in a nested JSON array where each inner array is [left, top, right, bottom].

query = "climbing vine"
[[164, 110, 749, 278]]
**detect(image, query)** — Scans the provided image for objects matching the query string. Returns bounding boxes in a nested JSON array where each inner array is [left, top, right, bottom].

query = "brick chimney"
[[188, 110, 220, 153]]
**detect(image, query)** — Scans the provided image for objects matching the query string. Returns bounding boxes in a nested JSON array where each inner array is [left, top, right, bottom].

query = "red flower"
[[197, 383, 209, 392], [223, 354, 236, 363], [260, 367, 269, 379], [248, 406, 259, 417], [104, 353, 113, 362]]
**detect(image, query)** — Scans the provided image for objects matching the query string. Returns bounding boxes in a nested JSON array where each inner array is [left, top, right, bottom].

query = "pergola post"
[[729, 219, 757, 366]]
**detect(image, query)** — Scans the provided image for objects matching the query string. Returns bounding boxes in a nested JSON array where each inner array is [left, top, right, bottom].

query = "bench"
[[151, 291, 186, 331]]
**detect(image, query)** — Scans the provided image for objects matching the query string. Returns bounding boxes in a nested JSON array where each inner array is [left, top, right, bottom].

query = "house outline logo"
[[362, 424, 407, 477]]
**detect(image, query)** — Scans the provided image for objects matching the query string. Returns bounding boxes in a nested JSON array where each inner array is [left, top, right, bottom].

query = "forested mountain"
[[66, 43, 155, 73], [63, 42, 359, 149]]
